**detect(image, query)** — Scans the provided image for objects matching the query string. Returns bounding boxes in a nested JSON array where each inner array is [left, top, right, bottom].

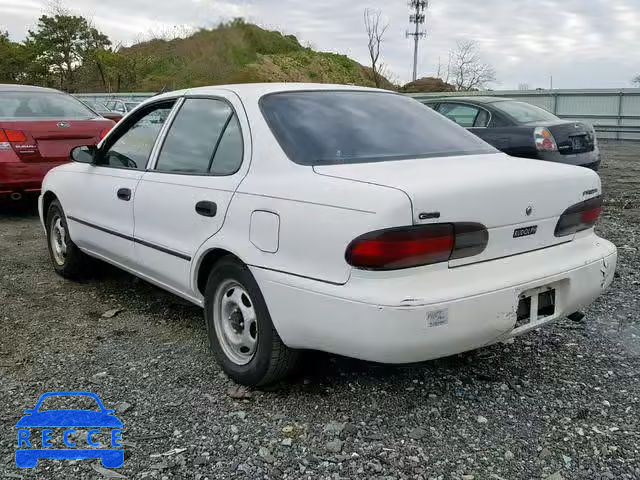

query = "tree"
[[438, 40, 496, 91], [26, 14, 111, 91], [633, 75, 640, 87], [364, 8, 389, 88], [0, 32, 30, 83]]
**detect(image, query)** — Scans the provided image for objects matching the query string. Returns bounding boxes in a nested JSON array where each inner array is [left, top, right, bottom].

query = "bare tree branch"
[[441, 40, 496, 91], [364, 8, 389, 88], [633, 74, 640, 87]]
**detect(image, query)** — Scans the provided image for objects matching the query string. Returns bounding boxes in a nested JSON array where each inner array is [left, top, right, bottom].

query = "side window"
[[474, 109, 490, 128], [210, 114, 243, 175], [155, 98, 242, 175], [438, 103, 480, 128], [99, 102, 174, 170]]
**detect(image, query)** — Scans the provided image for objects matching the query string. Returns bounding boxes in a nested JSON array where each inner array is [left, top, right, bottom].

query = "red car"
[[0, 84, 115, 200]]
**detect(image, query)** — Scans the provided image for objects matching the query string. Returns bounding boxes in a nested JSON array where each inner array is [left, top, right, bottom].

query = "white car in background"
[[39, 83, 617, 386]]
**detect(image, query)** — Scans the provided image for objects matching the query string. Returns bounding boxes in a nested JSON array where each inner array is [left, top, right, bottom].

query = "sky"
[[1, 0, 639, 89]]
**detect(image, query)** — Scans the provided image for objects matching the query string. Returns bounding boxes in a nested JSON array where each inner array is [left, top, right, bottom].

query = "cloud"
[[0, 0, 637, 88]]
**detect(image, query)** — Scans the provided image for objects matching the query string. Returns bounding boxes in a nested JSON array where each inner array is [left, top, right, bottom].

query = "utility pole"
[[407, 1, 427, 82]]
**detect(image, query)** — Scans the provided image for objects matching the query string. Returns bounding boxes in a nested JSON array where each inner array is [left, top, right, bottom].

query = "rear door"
[[65, 100, 177, 266], [132, 92, 250, 295]]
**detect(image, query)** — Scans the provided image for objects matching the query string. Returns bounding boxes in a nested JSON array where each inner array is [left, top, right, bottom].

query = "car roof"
[[0, 83, 62, 94], [150, 82, 391, 103], [421, 96, 512, 105]]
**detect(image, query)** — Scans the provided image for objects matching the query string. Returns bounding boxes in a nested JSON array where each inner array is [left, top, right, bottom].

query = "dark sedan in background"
[[421, 97, 601, 170]]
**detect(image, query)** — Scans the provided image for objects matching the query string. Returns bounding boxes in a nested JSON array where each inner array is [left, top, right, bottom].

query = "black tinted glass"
[[156, 99, 232, 174], [260, 91, 496, 166], [493, 101, 558, 124]]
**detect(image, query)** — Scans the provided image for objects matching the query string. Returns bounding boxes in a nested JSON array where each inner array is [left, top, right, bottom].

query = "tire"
[[46, 199, 90, 279], [204, 256, 299, 386]]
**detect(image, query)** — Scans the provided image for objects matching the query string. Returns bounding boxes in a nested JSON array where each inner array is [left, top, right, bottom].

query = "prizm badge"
[[583, 188, 598, 197], [513, 226, 538, 238]]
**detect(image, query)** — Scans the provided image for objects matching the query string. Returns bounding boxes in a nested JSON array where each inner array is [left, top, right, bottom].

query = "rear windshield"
[[493, 100, 558, 124], [0, 91, 97, 119], [260, 91, 496, 165]]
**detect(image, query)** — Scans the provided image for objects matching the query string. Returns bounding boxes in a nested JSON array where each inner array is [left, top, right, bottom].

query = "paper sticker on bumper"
[[426, 309, 449, 328]]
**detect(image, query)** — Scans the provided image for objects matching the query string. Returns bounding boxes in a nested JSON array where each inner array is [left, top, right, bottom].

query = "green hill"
[[78, 19, 391, 92]]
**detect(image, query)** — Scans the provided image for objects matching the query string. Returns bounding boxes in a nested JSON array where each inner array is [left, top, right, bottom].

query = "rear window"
[[493, 100, 558, 124], [0, 92, 97, 119], [260, 91, 496, 166]]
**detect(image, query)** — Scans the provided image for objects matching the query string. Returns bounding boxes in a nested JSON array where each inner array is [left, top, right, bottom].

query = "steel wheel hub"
[[213, 280, 258, 365], [50, 216, 68, 266]]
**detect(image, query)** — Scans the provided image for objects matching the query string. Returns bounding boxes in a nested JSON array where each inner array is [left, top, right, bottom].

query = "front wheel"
[[46, 199, 90, 279], [204, 257, 300, 386]]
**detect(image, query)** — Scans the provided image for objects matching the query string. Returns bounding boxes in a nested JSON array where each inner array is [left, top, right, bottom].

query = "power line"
[[406, 1, 428, 82]]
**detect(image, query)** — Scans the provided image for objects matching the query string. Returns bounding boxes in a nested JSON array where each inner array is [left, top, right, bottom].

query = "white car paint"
[[39, 83, 617, 364]]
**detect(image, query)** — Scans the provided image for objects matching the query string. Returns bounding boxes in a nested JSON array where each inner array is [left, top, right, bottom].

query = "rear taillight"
[[555, 196, 602, 237], [345, 223, 488, 271], [534, 127, 558, 152], [0, 128, 28, 151], [3, 129, 27, 142], [0, 129, 8, 150], [99, 128, 112, 140]]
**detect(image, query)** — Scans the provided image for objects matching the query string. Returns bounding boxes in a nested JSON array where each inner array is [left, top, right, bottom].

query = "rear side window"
[[0, 92, 97, 119], [155, 98, 243, 175], [210, 114, 243, 175], [438, 103, 482, 128], [260, 91, 495, 166]]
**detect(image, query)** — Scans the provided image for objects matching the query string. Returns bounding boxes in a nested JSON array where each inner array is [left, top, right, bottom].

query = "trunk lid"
[[0, 118, 113, 163], [314, 153, 601, 266], [544, 121, 596, 155]]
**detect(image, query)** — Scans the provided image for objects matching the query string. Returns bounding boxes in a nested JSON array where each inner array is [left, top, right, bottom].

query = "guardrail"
[[408, 89, 640, 141], [74, 92, 155, 103]]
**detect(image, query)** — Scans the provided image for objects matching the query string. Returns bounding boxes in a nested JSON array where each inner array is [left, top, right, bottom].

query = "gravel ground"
[[1, 141, 639, 480]]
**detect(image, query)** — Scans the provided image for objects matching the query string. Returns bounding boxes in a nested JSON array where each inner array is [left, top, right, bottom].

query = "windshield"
[[493, 100, 558, 124], [260, 91, 496, 166], [0, 92, 98, 119], [125, 102, 140, 110]]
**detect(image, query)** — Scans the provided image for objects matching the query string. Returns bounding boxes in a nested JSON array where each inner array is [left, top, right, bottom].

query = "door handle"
[[195, 201, 217, 217], [117, 188, 131, 201]]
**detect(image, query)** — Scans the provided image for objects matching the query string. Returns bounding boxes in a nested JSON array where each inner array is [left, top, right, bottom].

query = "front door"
[[66, 100, 176, 267], [133, 93, 250, 296]]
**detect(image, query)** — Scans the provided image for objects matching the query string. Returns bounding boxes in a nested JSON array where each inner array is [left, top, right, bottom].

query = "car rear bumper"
[[0, 159, 65, 197], [252, 233, 617, 363], [538, 146, 601, 170]]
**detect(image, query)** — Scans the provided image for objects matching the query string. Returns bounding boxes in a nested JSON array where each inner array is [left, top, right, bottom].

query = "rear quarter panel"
[[192, 167, 413, 290]]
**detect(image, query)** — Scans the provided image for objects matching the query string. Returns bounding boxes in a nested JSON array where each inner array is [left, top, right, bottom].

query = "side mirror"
[[71, 145, 96, 164]]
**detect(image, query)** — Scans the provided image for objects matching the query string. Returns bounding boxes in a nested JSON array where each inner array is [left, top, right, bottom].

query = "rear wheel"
[[204, 256, 299, 386], [46, 200, 90, 279]]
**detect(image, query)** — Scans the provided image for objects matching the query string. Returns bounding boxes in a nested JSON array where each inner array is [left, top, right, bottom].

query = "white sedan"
[[39, 83, 617, 386]]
